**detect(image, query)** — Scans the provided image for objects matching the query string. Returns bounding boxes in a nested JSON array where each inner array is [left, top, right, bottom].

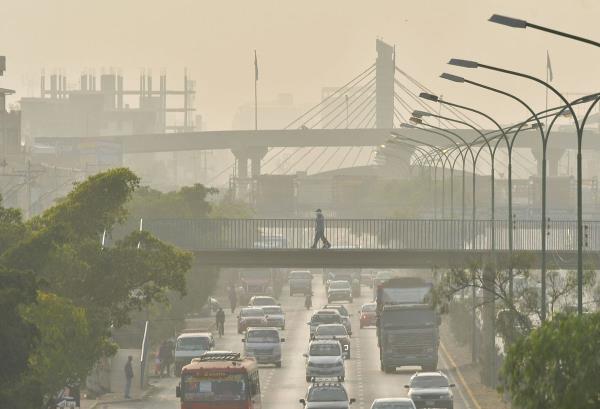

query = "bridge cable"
[[284, 64, 375, 129], [395, 66, 486, 130], [318, 78, 376, 128], [328, 80, 377, 129]]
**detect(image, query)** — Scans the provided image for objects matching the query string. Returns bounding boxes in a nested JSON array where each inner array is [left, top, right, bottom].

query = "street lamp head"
[[409, 116, 424, 125], [530, 122, 545, 129], [400, 123, 417, 129], [488, 14, 527, 29], [440, 73, 465, 83], [419, 92, 439, 102], [448, 58, 479, 69], [412, 110, 431, 118], [579, 93, 600, 103]]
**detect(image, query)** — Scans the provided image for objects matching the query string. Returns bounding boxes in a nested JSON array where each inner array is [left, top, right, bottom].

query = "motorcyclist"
[[304, 292, 313, 310], [215, 307, 225, 337]]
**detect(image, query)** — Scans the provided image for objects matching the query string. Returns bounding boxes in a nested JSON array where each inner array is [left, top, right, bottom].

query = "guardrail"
[[142, 219, 600, 251]]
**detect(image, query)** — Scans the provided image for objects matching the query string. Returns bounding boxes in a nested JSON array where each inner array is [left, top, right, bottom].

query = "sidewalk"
[[80, 376, 164, 409], [440, 321, 510, 409]]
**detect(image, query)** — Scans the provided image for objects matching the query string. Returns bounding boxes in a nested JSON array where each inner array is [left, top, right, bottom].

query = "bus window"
[[182, 374, 247, 402]]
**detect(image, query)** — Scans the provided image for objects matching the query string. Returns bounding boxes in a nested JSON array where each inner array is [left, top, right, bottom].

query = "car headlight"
[[336, 358, 343, 365]]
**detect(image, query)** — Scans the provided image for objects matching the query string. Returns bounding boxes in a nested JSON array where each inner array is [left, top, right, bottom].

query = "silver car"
[[370, 398, 417, 409], [243, 327, 285, 367], [304, 340, 345, 382], [300, 382, 356, 409], [261, 305, 285, 329]]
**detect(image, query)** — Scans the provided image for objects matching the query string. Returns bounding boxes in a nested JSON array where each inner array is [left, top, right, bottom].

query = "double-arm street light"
[[486, 15, 600, 314], [445, 58, 597, 317]]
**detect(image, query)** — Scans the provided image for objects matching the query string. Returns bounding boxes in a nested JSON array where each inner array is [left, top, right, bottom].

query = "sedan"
[[370, 398, 416, 409]]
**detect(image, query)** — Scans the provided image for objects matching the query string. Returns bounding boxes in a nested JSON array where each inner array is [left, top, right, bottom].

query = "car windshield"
[[309, 343, 341, 356], [362, 304, 376, 312], [246, 330, 279, 343], [326, 306, 348, 316], [262, 306, 282, 314], [373, 402, 414, 409], [176, 337, 210, 351], [241, 309, 264, 317], [252, 298, 275, 306], [308, 387, 347, 402], [316, 325, 347, 336], [411, 376, 449, 388], [182, 374, 247, 402], [312, 314, 340, 324], [329, 281, 350, 289]]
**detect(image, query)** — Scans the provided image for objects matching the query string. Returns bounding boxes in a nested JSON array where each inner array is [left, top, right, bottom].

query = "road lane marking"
[[440, 342, 481, 409]]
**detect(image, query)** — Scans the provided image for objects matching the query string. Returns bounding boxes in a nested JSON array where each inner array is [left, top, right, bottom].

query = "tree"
[[127, 183, 217, 221], [0, 168, 192, 406], [0, 268, 39, 409], [21, 292, 112, 409], [501, 313, 600, 409]]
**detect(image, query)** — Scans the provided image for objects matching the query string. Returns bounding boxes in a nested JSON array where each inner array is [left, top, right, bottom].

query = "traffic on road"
[[109, 270, 471, 409]]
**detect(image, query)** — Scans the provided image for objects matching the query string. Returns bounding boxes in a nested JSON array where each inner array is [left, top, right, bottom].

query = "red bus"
[[176, 352, 261, 409]]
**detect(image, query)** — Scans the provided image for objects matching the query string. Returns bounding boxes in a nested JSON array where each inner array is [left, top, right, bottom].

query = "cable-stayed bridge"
[[36, 39, 594, 182]]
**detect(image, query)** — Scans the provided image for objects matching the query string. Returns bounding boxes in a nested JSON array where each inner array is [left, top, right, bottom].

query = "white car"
[[243, 327, 285, 367], [261, 305, 285, 329], [300, 382, 356, 409], [304, 339, 346, 382], [370, 398, 417, 409]]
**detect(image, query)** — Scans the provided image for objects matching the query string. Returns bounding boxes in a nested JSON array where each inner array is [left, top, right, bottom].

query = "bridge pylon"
[[375, 39, 394, 129]]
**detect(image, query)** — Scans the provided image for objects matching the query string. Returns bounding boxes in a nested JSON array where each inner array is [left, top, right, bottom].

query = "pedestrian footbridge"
[[143, 219, 600, 269]]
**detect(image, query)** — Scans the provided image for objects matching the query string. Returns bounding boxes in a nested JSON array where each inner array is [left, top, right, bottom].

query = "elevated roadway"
[[36, 127, 599, 154]]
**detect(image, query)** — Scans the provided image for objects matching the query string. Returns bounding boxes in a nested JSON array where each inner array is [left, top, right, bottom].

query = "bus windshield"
[[182, 373, 247, 402]]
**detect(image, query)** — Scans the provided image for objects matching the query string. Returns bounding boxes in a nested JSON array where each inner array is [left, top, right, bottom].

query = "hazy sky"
[[2, 0, 599, 131]]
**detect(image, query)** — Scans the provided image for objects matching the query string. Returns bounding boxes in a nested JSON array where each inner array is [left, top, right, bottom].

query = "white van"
[[242, 327, 285, 367], [174, 332, 214, 373]]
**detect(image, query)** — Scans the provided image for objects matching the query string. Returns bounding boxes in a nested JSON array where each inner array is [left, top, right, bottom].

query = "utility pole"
[[26, 160, 32, 218]]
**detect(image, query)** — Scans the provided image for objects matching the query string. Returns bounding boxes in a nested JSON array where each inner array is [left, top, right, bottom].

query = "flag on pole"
[[546, 50, 553, 82], [254, 50, 259, 81]]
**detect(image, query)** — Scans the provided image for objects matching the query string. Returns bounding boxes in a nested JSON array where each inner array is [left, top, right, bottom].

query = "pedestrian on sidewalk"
[[216, 307, 226, 337], [124, 355, 134, 399], [311, 209, 331, 249], [158, 341, 170, 377]]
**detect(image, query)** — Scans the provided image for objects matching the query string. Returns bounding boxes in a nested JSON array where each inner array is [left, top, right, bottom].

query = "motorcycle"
[[304, 293, 313, 310]]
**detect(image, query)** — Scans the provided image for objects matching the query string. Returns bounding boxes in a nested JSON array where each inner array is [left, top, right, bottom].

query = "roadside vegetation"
[[0, 168, 253, 408]]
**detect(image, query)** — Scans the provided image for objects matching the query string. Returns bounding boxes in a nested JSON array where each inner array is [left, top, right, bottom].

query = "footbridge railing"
[[141, 219, 600, 252]]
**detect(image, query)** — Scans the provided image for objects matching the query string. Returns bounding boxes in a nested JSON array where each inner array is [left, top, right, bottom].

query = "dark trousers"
[[124, 376, 132, 398], [311, 230, 330, 248]]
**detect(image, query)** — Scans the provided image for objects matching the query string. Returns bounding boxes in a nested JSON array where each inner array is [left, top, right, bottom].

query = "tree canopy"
[[502, 313, 600, 409], [0, 168, 193, 408]]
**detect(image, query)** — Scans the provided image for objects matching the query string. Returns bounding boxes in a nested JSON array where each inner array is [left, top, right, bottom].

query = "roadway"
[[36, 127, 598, 154], [108, 275, 473, 409]]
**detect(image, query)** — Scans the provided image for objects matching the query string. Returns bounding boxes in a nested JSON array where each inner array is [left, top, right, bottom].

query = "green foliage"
[[127, 183, 217, 220], [0, 268, 40, 409], [22, 292, 113, 408], [209, 194, 255, 218], [447, 298, 472, 346], [501, 313, 600, 409], [0, 168, 193, 406]]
